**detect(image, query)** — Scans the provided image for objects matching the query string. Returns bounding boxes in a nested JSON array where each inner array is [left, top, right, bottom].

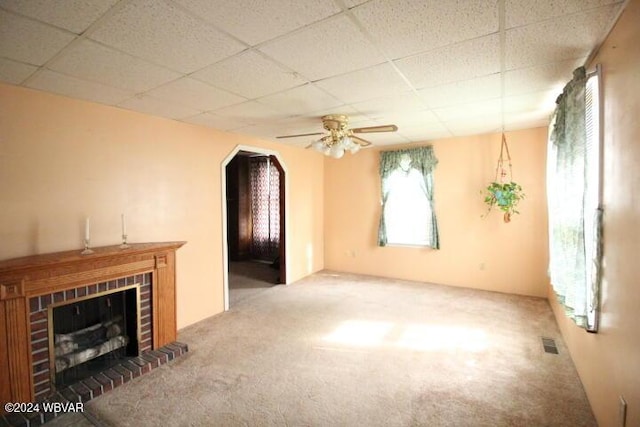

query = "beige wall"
[[324, 127, 549, 297], [549, 1, 640, 426], [0, 83, 324, 329]]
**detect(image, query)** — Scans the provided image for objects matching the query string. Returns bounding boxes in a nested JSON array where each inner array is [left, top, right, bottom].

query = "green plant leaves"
[[482, 181, 525, 217]]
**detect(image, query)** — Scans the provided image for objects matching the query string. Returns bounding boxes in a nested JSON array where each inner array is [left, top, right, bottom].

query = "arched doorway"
[[221, 145, 287, 310]]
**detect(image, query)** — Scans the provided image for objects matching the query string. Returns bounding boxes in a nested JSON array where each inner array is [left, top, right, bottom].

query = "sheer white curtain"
[[547, 66, 601, 331]]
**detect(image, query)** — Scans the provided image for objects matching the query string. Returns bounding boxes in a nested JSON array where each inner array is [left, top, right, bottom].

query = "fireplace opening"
[[48, 284, 141, 389]]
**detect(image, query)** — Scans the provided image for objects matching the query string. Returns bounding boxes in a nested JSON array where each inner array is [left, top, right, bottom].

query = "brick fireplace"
[[0, 242, 186, 423], [30, 273, 152, 401]]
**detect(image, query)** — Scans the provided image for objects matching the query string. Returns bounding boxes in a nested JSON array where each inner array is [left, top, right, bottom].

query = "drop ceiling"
[[0, 0, 625, 147]]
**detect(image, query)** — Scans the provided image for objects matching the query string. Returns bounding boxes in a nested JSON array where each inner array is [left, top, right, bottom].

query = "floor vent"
[[542, 337, 559, 354]]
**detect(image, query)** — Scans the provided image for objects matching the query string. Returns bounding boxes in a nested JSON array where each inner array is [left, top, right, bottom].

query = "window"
[[584, 72, 601, 330], [547, 66, 602, 331], [378, 147, 439, 248]]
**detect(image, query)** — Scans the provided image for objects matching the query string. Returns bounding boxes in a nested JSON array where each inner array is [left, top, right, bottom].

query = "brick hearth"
[[1, 342, 188, 427]]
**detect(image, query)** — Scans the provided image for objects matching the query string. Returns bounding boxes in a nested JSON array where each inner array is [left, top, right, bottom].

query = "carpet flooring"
[[228, 260, 280, 307], [46, 268, 596, 426]]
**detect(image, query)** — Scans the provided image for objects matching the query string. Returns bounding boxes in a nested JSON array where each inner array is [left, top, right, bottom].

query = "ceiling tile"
[[503, 90, 557, 115], [504, 58, 587, 97], [271, 106, 368, 136], [505, 0, 621, 29], [26, 70, 133, 105], [446, 116, 503, 137], [433, 98, 502, 122], [175, 0, 341, 46], [441, 92, 556, 136], [314, 63, 411, 104], [227, 106, 369, 141], [350, 92, 426, 116], [0, 10, 76, 65], [212, 101, 289, 124], [343, 0, 369, 8], [340, 109, 380, 128], [89, 0, 245, 73], [192, 50, 307, 99], [418, 74, 501, 109], [395, 34, 500, 89], [0, 0, 621, 147], [352, 0, 498, 59], [0, 0, 119, 34], [504, 110, 553, 126], [368, 110, 441, 130], [118, 94, 200, 120], [359, 132, 411, 146], [398, 122, 453, 141], [504, 118, 549, 132], [145, 77, 246, 111], [266, 105, 365, 124], [257, 84, 343, 116], [49, 40, 180, 92], [505, 4, 622, 70], [0, 58, 37, 84], [258, 15, 386, 81], [270, 115, 328, 132], [181, 112, 249, 131]]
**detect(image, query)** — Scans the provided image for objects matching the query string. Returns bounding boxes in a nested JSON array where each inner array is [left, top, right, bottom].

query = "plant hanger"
[[482, 133, 525, 223], [495, 133, 513, 183], [483, 26, 525, 224]]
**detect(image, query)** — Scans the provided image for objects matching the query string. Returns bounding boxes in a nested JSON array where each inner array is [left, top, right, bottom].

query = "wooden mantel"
[[0, 242, 185, 406]]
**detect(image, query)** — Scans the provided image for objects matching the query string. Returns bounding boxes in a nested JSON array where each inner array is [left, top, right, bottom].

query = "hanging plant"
[[483, 181, 525, 222], [482, 133, 525, 223]]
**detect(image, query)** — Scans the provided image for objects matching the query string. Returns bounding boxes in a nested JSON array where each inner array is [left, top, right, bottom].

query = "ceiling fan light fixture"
[[312, 139, 326, 153], [329, 145, 345, 159], [339, 136, 357, 154], [284, 114, 397, 158]]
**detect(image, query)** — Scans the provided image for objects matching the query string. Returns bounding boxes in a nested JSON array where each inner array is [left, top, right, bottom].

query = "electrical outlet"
[[619, 395, 627, 427]]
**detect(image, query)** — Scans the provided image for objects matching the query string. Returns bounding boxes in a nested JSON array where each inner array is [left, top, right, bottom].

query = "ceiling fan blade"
[[351, 135, 373, 147], [276, 132, 324, 139], [351, 124, 398, 134]]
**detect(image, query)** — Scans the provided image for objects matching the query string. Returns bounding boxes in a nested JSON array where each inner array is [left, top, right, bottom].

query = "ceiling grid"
[[0, 0, 626, 147]]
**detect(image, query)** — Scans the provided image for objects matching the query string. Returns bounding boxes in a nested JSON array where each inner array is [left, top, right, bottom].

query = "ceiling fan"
[[276, 114, 398, 158]]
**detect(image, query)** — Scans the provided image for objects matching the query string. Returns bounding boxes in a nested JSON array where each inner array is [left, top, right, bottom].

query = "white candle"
[[85, 217, 90, 241], [121, 213, 127, 236]]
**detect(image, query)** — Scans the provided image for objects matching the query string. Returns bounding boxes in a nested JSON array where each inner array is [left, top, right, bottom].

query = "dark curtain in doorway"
[[249, 157, 280, 261]]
